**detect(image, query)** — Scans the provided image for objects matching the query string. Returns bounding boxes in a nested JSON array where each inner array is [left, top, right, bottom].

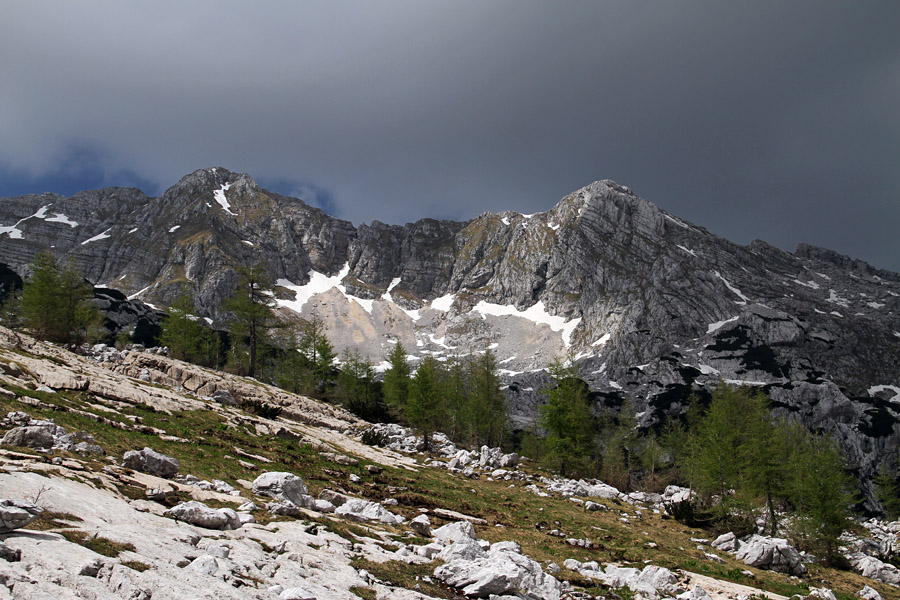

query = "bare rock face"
[[1, 426, 54, 449], [164, 501, 241, 530], [0, 499, 43, 532], [123, 447, 180, 479]]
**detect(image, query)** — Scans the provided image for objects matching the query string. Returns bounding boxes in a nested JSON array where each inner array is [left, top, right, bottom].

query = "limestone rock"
[[123, 447, 179, 478], [251, 472, 309, 505], [0, 499, 43, 532], [165, 501, 241, 530], [334, 498, 403, 525], [734, 535, 806, 576], [410, 514, 431, 537], [1, 425, 54, 449]]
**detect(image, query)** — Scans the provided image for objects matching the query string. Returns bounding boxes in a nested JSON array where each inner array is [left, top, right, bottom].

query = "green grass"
[[58, 530, 136, 557]]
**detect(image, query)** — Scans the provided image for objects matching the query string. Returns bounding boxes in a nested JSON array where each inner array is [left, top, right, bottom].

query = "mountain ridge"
[[1, 167, 898, 510]]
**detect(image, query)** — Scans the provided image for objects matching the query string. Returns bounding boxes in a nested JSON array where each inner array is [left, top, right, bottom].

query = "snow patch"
[[81, 228, 112, 245], [501, 216, 510, 226], [0, 204, 54, 239], [826, 289, 850, 308], [792, 278, 820, 290], [724, 379, 768, 387], [275, 264, 351, 313], [127, 286, 151, 300], [713, 271, 750, 304], [242, 240, 254, 247], [664, 214, 689, 228], [128, 227, 138, 234], [168, 225, 180, 233], [547, 221, 560, 231], [676, 245, 696, 257], [213, 182, 236, 215], [869, 385, 900, 402], [472, 300, 581, 347], [698, 364, 720, 375], [591, 333, 611, 347], [430, 294, 455, 312], [707, 316, 739, 334], [609, 381, 622, 390], [868, 301, 885, 309], [45, 213, 79, 227]]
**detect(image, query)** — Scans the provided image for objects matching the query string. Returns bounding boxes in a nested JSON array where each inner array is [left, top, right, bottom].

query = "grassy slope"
[[0, 344, 896, 600]]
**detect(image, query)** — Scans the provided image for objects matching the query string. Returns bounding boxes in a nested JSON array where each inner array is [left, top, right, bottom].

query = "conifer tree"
[[159, 288, 205, 362], [469, 349, 507, 448], [336, 348, 385, 421], [539, 359, 595, 477], [383, 342, 411, 410], [19, 250, 102, 344], [223, 263, 277, 378], [408, 355, 445, 452]]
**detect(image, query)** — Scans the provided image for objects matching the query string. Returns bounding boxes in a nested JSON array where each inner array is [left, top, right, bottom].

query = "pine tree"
[[19, 250, 102, 344], [159, 288, 205, 362], [539, 359, 596, 477], [787, 429, 856, 565], [468, 349, 507, 448], [297, 315, 335, 393], [223, 263, 277, 378], [336, 348, 385, 421], [408, 355, 445, 452], [383, 342, 411, 411]]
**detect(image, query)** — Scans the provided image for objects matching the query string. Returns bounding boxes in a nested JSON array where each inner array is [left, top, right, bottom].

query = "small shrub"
[[242, 399, 282, 419], [360, 428, 389, 447]]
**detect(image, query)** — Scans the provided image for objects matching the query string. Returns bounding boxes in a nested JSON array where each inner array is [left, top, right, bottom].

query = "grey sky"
[[1, 1, 898, 269]]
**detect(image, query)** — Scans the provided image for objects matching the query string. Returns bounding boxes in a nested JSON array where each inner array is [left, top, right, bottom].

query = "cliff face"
[[2, 168, 899, 508]]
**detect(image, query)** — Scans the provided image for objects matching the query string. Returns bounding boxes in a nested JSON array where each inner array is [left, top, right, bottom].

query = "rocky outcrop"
[[0, 499, 43, 532], [165, 501, 242, 530], [712, 532, 806, 576]]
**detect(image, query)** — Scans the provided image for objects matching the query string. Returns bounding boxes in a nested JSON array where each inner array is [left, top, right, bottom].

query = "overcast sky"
[[1, 1, 898, 270]]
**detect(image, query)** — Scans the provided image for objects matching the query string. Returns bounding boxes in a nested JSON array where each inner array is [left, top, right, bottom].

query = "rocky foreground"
[[0, 327, 897, 599]]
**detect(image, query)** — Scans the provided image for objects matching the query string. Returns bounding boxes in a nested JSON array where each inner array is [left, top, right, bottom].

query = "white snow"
[[276, 264, 351, 313], [609, 381, 623, 390], [0, 204, 53, 239], [242, 240, 254, 247], [386, 277, 402, 293], [894, 331, 900, 339], [591, 333, 611, 347], [168, 225, 180, 233], [698, 364, 720, 375], [127, 285, 151, 300], [80, 228, 112, 245], [676, 245, 697, 257], [724, 379, 768, 387], [472, 300, 581, 347], [826, 289, 850, 308], [713, 271, 750, 304], [868, 385, 900, 402], [707, 315, 739, 334], [547, 221, 560, 231], [830, 311, 843, 317], [501, 217, 510, 226], [213, 182, 236, 215], [816, 272, 831, 280], [128, 227, 138, 234], [868, 302, 885, 309], [45, 213, 79, 227], [792, 278, 820, 290], [664, 214, 689, 228], [430, 294, 455, 312], [498, 355, 517, 365]]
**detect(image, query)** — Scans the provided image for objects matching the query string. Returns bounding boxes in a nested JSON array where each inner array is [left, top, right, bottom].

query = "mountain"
[[1, 167, 899, 509]]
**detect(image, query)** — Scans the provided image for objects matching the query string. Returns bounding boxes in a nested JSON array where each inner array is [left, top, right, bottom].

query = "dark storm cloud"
[[1, 1, 898, 268]]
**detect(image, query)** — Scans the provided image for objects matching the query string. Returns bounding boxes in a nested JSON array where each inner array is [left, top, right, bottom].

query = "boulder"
[[410, 514, 431, 537], [279, 587, 317, 600], [433, 520, 477, 545], [735, 535, 806, 576], [252, 472, 308, 505], [1, 425, 54, 449], [122, 447, 179, 478], [808, 588, 838, 600], [210, 389, 236, 406], [858, 585, 882, 600], [434, 542, 561, 599], [850, 553, 900, 585], [165, 501, 241, 530], [318, 489, 348, 507], [0, 499, 43, 532], [711, 531, 739, 552], [334, 498, 403, 525]]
